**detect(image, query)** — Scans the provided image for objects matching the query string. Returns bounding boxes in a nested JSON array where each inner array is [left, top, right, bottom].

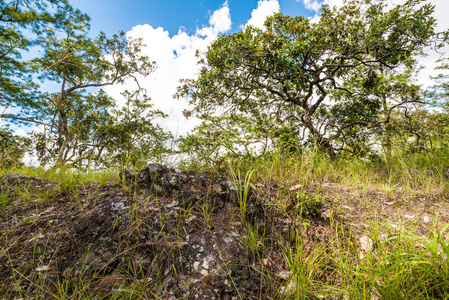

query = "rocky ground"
[[0, 165, 448, 299]]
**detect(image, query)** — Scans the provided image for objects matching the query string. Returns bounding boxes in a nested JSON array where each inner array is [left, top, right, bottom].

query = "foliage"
[[177, 0, 439, 157], [178, 113, 280, 169], [31, 17, 158, 168], [0, 0, 87, 121], [102, 90, 172, 168], [179, 107, 309, 170], [0, 125, 30, 167], [426, 56, 449, 112], [388, 106, 449, 153]]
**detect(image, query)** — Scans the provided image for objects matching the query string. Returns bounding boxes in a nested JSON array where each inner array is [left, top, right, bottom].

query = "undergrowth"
[[0, 150, 448, 299]]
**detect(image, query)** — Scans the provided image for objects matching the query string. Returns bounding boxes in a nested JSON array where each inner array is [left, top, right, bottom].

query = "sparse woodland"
[[1, 0, 449, 299]]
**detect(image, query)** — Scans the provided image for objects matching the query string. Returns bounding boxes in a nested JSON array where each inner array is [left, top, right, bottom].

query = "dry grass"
[[0, 151, 448, 299]]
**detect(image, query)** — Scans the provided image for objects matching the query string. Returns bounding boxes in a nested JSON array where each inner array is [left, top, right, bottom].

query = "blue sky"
[[73, 0, 314, 37]]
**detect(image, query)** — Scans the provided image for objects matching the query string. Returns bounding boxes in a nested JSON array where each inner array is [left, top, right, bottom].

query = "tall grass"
[[1, 148, 448, 299]]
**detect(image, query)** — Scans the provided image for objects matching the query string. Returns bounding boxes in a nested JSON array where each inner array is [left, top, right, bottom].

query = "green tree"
[[427, 57, 449, 112], [177, 0, 438, 157], [0, 125, 30, 167], [102, 90, 172, 168], [33, 16, 157, 167], [330, 67, 421, 157], [0, 0, 87, 121], [388, 107, 449, 152]]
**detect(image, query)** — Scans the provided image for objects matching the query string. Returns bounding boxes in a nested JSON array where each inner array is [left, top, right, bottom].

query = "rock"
[[179, 229, 258, 298], [0, 174, 58, 191], [422, 215, 431, 223], [289, 184, 303, 191], [135, 164, 238, 205], [360, 235, 374, 253], [165, 200, 179, 208], [280, 281, 297, 296], [119, 168, 135, 181], [138, 163, 173, 185], [277, 270, 293, 279], [35, 265, 49, 272], [379, 234, 389, 244], [150, 184, 164, 194]]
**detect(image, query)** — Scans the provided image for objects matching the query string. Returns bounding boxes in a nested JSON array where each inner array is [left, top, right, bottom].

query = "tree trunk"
[[303, 113, 336, 158], [57, 111, 69, 165]]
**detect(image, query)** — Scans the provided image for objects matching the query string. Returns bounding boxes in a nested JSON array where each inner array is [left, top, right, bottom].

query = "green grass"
[[0, 149, 448, 299]]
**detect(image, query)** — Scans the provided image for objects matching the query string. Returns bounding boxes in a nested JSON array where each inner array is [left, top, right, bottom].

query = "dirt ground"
[[1, 165, 448, 299]]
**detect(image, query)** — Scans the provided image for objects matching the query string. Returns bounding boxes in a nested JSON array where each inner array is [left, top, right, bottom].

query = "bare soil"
[[0, 166, 448, 299]]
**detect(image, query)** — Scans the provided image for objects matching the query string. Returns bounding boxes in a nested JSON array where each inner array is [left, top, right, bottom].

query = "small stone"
[[289, 184, 303, 191], [422, 215, 431, 223], [280, 281, 296, 295], [186, 215, 196, 223], [169, 175, 178, 185], [360, 235, 374, 252], [35, 265, 49, 272], [226, 181, 237, 191], [277, 270, 292, 279], [379, 234, 389, 244], [165, 200, 178, 208], [151, 184, 164, 194], [111, 201, 128, 211], [321, 209, 331, 218], [212, 184, 222, 194]]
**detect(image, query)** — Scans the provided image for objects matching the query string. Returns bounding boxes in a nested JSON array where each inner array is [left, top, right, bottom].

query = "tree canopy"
[[0, 0, 171, 169], [33, 20, 156, 166], [0, 0, 88, 120], [178, 0, 441, 157]]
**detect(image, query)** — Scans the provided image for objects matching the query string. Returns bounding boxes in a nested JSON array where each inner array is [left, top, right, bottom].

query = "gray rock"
[[119, 168, 135, 181], [0, 173, 58, 191], [180, 229, 255, 298]]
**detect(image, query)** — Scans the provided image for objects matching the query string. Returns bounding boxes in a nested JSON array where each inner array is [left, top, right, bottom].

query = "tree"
[[427, 57, 449, 112], [387, 106, 449, 152], [177, 0, 439, 157], [102, 90, 172, 168], [0, 0, 88, 121], [33, 16, 157, 167], [0, 125, 30, 167], [178, 110, 303, 170]]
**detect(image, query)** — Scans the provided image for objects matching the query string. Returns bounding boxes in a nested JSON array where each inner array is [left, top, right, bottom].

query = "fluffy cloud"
[[298, 0, 343, 13], [104, 2, 232, 138], [243, 0, 281, 29]]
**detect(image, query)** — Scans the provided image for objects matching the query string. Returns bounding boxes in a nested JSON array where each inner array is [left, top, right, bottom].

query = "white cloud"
[[243, 0, 281, 30], [300, 0, 321, 12], [13, 128, 27, 137], [209, 2, 232, 33], [197, 2, 232, 36], [297, 0, 343, 13], [104, 2, 233, 138]]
